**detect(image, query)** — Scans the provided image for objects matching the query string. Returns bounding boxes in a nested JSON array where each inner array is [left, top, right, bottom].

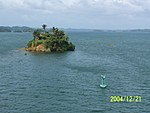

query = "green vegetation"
[[0, 26, 34, 32], [42, 24, 47, 33], [0, 26, 11, 32], [26, 25, 75, 52]]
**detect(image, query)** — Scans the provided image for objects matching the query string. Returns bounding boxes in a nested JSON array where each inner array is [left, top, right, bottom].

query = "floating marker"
[[100, 75, 107, 88]]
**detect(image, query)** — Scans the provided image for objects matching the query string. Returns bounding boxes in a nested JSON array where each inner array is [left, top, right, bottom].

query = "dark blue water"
[[0, 31, 150, 113]]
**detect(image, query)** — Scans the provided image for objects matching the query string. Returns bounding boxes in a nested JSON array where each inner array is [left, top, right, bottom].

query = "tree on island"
[[26, 25, 75, 52], [42, 24, 47, 33], [33, 29, 40, 39]]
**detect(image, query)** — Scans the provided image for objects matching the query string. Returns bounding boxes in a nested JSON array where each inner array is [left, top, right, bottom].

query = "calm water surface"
[[0, 31, 150, 113]]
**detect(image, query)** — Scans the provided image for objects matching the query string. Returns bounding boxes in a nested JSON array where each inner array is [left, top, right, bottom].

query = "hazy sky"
[[0, 0, 150, 29]]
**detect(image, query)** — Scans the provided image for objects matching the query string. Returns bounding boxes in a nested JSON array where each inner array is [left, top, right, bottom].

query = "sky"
[[0, 0, 150, 29]]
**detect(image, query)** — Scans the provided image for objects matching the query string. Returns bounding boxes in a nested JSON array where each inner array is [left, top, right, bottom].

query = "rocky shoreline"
[[25, 46, 51, 52]]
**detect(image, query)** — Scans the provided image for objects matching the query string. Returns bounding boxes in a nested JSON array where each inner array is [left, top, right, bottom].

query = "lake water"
[[0, 30, 150, 113]]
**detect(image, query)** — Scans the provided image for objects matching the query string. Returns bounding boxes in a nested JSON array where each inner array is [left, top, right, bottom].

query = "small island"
[[25, 25, 75, 52]]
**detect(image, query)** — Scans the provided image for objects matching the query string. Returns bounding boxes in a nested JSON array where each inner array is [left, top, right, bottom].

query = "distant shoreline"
[[0, 26, 34, 32], [1, 26, 150, 32]]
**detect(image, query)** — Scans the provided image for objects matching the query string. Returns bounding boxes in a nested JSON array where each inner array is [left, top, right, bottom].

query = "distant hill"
[[0, 26, 11, 32], [0, 26, 34, 32]]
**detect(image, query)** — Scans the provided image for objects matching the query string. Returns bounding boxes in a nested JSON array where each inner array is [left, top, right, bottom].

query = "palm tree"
[[52, 27, 55, 33], [42, 24, 47, 33]]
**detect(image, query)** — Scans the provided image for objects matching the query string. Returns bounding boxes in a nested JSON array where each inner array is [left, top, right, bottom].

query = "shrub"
[[27, 40, 34, 48]]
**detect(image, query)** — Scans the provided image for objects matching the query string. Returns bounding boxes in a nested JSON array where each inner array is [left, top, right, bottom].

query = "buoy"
[[100, 75, 107, 88], [25, 53, 27, 55]]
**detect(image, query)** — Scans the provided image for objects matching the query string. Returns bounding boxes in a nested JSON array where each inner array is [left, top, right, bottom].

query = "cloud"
[[0, 0, 150, 29], [0, 0, 146, 13], [0, 0, 25, 9], [0, 0, 149, 16]]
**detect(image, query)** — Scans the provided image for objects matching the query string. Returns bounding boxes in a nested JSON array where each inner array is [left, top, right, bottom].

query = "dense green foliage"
[[26, 26, 75, 52]]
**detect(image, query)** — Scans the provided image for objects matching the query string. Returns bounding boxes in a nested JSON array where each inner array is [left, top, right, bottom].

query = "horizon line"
[[1, 25, 150, 31]]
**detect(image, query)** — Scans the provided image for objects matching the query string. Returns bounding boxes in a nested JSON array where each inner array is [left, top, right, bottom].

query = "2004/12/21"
[[110, 96, 142, 102]]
